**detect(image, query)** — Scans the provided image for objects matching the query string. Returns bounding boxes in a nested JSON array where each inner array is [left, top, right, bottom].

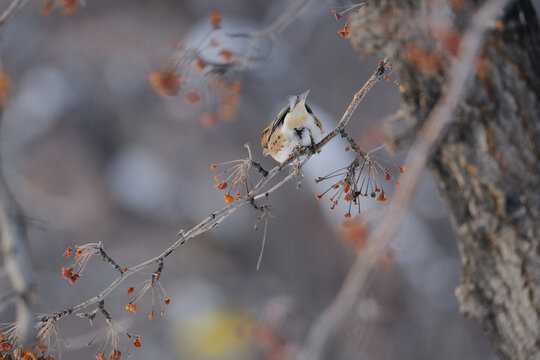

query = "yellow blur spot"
[[173, 310, 249, 359]]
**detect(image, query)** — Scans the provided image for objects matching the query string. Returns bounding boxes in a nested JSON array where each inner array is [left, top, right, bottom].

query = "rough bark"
[[350, 0, 540, 359]]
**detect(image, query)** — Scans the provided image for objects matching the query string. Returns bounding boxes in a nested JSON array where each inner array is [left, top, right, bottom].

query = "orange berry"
[[63, 247, 72, 258], [376, 191, 389, 202], [219, 49, 235, 62], [209, 10, 223, 29], [126, 302, 137, 313], [215, 181, 228, 190], [148, 70, 182, 97], [186, 91, 201, 103]]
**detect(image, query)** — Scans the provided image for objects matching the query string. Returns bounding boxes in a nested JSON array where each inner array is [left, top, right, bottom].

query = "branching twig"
[[254, 204, 272, 271], [267, 0, 314, 34], [226, 0, 315, 68], [340, 128, 367, 159], [296, 1, 513, 359], [98, 244, 124, 275], [42, 58, 389, 323], [253, 171, 296, 201], [315, 60, 387, 151]]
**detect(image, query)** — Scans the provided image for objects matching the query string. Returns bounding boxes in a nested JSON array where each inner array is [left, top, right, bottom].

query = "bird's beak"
[[298, 89, 310, 102], [288, 90, 310, 109]]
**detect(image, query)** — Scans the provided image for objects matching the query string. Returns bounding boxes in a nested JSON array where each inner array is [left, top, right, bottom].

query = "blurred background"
[[2, 0, 537, 359]]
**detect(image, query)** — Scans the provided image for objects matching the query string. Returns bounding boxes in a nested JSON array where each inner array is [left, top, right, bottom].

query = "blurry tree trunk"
[[350, 0, 540, 359], [0, 110, 36, 345]]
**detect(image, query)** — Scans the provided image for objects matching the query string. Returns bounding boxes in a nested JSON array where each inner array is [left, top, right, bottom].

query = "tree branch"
[[42, 58, 389, 323], [0, 0, 28, 30]]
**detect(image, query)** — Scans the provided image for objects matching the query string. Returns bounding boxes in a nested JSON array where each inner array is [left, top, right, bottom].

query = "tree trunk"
[[350, 0, 540, 359]]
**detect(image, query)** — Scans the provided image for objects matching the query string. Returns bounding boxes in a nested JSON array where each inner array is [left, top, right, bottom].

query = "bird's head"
[[288, 89, 310, 111]]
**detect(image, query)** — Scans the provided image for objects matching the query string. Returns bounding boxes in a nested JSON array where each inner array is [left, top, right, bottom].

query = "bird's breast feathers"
[[262, 100, 324, 162]]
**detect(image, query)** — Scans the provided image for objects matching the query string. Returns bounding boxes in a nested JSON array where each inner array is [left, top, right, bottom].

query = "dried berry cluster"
[[331, 4, 366, 39], [41, 0, 79, 17], [61, 243, 102, 285], [315, 152, 404, 218], [0, 320, 63, 360], [125, 269, 171, 321], [86, 320, 141, 360], [56, 243, 150, 359], [212, 143, 259, 204], [148, 10, 244, 127]]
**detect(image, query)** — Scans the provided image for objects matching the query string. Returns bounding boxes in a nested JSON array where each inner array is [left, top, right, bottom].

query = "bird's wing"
[[261, 126, 270, 155], [267, 104, 290, 142], [305, 104, 324, 135]]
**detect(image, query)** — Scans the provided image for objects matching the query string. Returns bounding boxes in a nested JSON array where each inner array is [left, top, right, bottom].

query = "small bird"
[[261, 90, 324, 162]]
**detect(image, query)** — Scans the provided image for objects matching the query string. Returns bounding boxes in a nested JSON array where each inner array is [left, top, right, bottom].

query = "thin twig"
[[228, 0, 315, 68], [296, 1, 513, 359], [340, 129, 367, 159], [42, 58, 389, 322], [0, 0, 29, 30], [255, 207, 271, 271], [253, 171, 296, 201], [250, 160, 269, 177], [267, 0, 314, 34], [98, 244, 124, 275]]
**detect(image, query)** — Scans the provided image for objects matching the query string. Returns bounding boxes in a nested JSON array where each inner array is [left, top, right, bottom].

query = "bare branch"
[[98, 243, 125, 275], [315, 60, 387, 150], [296, 1, 514, 359], [266, 0, 314, 34], [42, 58, 389, 322], [222, 0, 315, 69], [0, 0, 29, 30]]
